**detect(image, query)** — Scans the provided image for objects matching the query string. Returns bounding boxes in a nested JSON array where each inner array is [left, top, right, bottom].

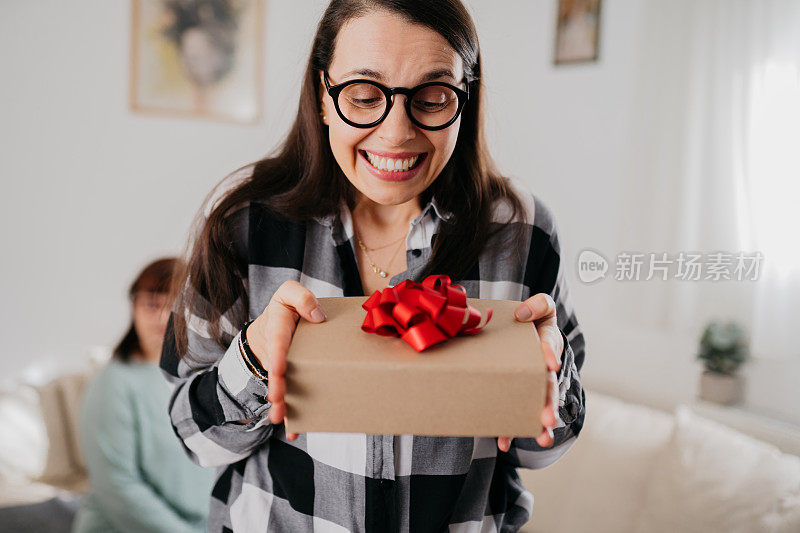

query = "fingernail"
[[311, 306, 326, 322], [515, 306, 532, 320]]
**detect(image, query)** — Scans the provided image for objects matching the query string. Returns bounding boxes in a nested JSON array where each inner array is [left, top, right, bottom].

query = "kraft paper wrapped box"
[[284, 295, 547, 437]]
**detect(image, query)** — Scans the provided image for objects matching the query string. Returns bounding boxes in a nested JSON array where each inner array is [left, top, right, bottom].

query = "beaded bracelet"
[[238, 319, 269, 383]]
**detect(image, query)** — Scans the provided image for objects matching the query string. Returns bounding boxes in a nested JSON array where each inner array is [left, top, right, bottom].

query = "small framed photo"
[[129, 0, 264, 124], [554, 0, 602, 65]]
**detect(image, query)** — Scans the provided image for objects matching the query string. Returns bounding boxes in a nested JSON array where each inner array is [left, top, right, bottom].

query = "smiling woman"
[[161, 1, 586, 532]]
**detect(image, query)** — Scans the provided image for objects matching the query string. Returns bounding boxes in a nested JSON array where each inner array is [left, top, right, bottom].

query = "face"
[[320, 11, 465, 207], [132, 291, 171, 362]]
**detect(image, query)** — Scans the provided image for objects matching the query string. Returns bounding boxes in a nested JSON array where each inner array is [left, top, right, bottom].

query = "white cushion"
[[0, 350, 105, 494], [33, 372, 94, 489], [519, 391, 674, 533], [33, 379, 81, 485], [633, 406, 800, 533], [0, 385, 48, 483], [56, 372, 91, 472]]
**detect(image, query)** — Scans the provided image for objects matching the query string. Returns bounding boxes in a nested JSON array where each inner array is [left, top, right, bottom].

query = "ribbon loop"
[[361, 275, 493, 352]]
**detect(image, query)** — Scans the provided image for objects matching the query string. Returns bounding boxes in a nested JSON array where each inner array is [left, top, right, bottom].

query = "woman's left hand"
[[497, 293, 563, 452]]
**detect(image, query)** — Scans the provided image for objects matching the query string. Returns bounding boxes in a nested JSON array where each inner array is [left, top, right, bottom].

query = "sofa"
[[518, 392, 800, 532], [0, 355, 99, 533], [1, 355, 799, 532]]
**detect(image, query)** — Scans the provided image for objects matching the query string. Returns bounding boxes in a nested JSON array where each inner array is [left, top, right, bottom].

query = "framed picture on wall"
[[554, 0, 602, 65], [129, 0, 263, 124]]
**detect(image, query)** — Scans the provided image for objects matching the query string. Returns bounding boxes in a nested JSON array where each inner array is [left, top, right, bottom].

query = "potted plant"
[[697, 320, 749, 405]]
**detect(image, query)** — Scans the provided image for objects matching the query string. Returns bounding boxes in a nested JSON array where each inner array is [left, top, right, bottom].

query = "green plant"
[[697, 320, 749, 375]]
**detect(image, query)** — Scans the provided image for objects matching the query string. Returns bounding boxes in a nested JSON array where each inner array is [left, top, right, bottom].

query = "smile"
[[359, 150, 427, 172]]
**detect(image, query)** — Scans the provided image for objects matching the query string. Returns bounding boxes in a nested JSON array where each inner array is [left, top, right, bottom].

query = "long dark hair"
[[171, 0, 528, 358], [114, 257, 181, 362]]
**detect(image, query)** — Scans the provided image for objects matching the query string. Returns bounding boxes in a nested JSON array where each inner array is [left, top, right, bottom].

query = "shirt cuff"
[[557, 327, 568, 381], [217, 330, 271, 419]]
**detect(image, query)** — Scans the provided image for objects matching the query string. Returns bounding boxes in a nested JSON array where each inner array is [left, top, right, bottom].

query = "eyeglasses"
[[323, 70, 469, 131]]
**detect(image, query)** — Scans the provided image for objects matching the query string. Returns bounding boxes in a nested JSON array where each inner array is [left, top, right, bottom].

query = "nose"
[[376, 95, 416, 146]]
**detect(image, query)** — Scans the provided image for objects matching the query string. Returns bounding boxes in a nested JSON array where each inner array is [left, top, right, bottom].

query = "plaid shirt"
[[160, 174, 586, 533]]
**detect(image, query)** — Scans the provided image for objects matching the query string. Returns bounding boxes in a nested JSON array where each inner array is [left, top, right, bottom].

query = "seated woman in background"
[[72, 258, 215, 533]]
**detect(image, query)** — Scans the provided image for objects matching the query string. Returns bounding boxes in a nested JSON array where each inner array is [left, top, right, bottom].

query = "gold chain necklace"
[[359, 232, 407, 251], [357, 234, 406, 278]]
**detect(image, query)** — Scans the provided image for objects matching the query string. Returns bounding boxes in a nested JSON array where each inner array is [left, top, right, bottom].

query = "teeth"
[[364, 151, 420, 172]]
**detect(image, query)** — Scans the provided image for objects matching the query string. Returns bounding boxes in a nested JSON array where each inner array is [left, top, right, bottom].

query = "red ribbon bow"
[[361, 274, 493, 352]]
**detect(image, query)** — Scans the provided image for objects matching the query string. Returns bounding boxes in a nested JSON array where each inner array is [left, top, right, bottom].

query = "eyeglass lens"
[[338, 82, 459, 128]]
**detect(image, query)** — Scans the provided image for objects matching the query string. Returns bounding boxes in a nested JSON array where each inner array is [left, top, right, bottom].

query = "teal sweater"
[[72, 359, 215, 533]]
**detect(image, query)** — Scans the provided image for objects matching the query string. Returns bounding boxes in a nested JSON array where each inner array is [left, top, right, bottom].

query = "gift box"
[[283, 288, 548, 437]]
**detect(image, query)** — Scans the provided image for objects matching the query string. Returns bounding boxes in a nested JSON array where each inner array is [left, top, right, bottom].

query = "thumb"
[[274, 281, 328, 324]]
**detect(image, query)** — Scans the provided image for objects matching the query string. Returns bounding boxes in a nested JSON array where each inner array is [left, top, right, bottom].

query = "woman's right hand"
[[245, 280, 327, 441]]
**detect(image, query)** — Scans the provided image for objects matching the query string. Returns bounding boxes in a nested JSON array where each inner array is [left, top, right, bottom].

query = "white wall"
[[1, 1, 797, 425], [0, 0, 323, 378]]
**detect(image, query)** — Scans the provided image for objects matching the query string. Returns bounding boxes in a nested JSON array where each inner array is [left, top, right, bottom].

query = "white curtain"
[[629, 0, 800, 359], [742, 2, 800, 360]]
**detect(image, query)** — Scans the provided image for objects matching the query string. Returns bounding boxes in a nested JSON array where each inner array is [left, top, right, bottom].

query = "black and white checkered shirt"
[[160, 174, 586, 533]]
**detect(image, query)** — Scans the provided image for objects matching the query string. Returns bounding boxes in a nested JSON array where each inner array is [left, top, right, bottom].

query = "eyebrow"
[[340, 67, 457, 84]]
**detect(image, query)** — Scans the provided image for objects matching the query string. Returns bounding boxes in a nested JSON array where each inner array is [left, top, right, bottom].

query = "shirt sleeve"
[[159, 203, 276, 468], [79, 372, 203, 533], [501, 193, 587, 470]]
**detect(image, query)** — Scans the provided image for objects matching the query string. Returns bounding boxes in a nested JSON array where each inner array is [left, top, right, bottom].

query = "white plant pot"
[[698, 370, 745, 405]]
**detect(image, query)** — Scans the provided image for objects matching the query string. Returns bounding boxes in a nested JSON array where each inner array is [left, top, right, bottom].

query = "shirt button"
[[411, 249, 421, 257]]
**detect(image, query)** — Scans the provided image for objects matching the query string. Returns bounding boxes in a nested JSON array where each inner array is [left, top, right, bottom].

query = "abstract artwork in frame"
[[130, 0, 263, 124], [554, 0, 601, 65]]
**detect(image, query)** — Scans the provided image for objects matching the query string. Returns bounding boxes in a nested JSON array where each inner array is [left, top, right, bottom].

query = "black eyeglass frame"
[[323, 70, 470, 131]]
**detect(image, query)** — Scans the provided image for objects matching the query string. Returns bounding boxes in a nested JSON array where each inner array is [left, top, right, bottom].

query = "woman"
[[162, 1, 586, 531], [73, 258, 215, 533]]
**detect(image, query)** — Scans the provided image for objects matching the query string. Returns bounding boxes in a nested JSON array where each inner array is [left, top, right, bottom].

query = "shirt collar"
[[313, 194, 453, 229], [422, 194, 453, 223]]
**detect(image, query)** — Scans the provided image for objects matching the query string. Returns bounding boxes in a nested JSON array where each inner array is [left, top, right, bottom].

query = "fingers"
[[266, 370, 286, 409], [498, 295, 560, 453], [515, 293, 562, 372], [267, 399, 286, 424], [536, 427, 555, 447], [274, 280, 327, 324], [264, 303, 295, 425], [497, 436, 512, 452], [245, 278, 325, 369], [542, 340, 561, 374], [264, 307, 296, 376], [515, 293, 555, 322], [537, 322, 562, 373], [537, 371, 559, 447], [261, 281, 326, 426]]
